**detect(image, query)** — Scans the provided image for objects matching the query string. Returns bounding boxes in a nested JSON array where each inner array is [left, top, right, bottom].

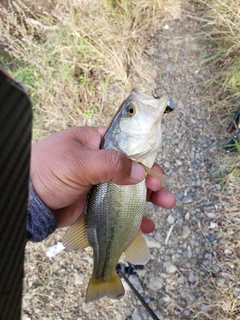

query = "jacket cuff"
[[27, 182, 58, 242]]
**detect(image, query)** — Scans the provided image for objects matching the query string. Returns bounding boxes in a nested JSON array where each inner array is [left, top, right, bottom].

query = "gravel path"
[[23, 17, 227, 320]]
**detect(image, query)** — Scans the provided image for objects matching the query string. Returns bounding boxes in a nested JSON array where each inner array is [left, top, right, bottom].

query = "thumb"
[[77, 148, 146, 186]]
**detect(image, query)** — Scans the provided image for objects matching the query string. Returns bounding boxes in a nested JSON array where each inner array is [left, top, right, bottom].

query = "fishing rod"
[[116, 263, 160, 320]]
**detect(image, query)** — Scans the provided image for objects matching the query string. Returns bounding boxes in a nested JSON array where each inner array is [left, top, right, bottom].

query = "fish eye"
[[126, 105, 136, 116], [164, 106, 171, 113], [164, 100, 174, 113]]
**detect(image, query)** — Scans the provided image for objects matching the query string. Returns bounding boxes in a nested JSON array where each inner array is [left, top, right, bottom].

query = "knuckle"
[[106, 150, 129, 179]]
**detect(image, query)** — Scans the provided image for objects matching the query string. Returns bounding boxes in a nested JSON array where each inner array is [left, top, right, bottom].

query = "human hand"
[[30, 126, 175, 231]]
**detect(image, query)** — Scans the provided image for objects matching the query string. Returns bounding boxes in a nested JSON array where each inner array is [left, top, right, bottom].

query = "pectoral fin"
[[124, 232, 150, 264], [62, 214, 90, 249]]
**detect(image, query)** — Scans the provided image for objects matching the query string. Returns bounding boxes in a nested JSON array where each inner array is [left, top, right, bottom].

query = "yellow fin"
[[85, 272, 125, 303], [124, 232, 150, 264], [62, 214, 90, 249], [141, 164, 168, 181]]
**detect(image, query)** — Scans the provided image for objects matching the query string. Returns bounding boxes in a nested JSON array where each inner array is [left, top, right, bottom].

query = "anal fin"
[[124, 231, 150, 264], [62, 214, 90, 249]]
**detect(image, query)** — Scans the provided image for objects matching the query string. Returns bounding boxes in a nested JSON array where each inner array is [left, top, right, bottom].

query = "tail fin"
[[85, 272, 125, 303]]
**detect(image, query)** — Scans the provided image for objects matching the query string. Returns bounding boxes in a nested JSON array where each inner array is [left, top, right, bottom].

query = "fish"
[[62, 88, 169, 303]]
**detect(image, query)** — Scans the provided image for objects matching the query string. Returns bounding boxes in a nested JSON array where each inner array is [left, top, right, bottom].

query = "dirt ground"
[[20, 7, 240, 320]]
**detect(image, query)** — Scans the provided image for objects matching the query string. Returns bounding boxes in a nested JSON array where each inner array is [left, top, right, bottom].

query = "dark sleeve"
[[27, 182, 58, 242]]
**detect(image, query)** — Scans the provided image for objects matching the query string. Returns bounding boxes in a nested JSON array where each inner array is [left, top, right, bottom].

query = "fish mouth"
[[130, 88, 169, 120]]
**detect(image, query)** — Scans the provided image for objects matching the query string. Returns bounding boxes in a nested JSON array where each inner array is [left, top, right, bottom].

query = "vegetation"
[[0, 0, 181, 138], [195, 0, 240, 318]]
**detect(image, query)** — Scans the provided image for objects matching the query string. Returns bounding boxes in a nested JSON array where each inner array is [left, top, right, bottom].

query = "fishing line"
[[117, 267, 160, 320]]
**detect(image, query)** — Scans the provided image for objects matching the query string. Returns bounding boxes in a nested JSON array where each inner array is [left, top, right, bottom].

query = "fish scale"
[[86, 181, 146, 281]]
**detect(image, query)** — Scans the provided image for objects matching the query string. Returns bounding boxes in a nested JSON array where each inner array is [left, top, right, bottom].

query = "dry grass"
[[0, 0, 182, 138], [197, 0, 240, 120]]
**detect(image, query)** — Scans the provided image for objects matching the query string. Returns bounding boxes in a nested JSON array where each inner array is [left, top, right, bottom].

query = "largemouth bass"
[[63, 88, 169, 303]]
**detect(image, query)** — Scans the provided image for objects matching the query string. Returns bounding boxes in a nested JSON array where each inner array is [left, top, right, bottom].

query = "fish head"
[[104, 88, 169, 168]]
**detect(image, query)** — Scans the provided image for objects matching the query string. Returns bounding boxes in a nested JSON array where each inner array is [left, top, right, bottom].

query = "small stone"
[[163, 261, 177, 274], [164, 161, 171, 168], [154, 230, 164, 242], [205, 212, 217, 219], [195, 178, 202, 186], [176, 192, 183, 199], [185, 212, 190, 220], [177, 246, 183, 254], [209, 233, 217, 242], [22, 298, 30, 308], [144, 234, 161, 248], [187, 178, 195, 186], [22, 316, 31, 320], [198, 135, 206, 144], [184, 309, 191, 316], [210, 222, 218, 229], [195, 193, 202, 200], [182, 226, 191, 239], [209, 141, 217, 149], [182, 196, 193, 204], [178, 140, 184, 150], [175, 159, 182, 166], [132, 308, 143, 320], [234, 289, 240, 298], [74, 273, 84, 285], [204, 200, 212, 206], [126, 308, 132, 317], [188, 270, 196, 283], [191, 160, 198, 169], [180, 291, 196, 305], [146, 277, 163, 291], [187, 246, 192, 258], [165, 63, 174, 72], [162, 296, 170, 303], [178, 276, 185, 284], [216, 277, 225, 286], [167, 215, 175, 224], [201, 304, 209, 312], [162, 51, 169, 59]]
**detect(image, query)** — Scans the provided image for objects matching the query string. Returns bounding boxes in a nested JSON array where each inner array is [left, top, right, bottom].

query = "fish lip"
[[130, 88, 169, 116], [131, 88, 154, 101]]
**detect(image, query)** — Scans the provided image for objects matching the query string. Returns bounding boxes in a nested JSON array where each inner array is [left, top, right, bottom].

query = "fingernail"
[[130, 162, 145, 181]]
